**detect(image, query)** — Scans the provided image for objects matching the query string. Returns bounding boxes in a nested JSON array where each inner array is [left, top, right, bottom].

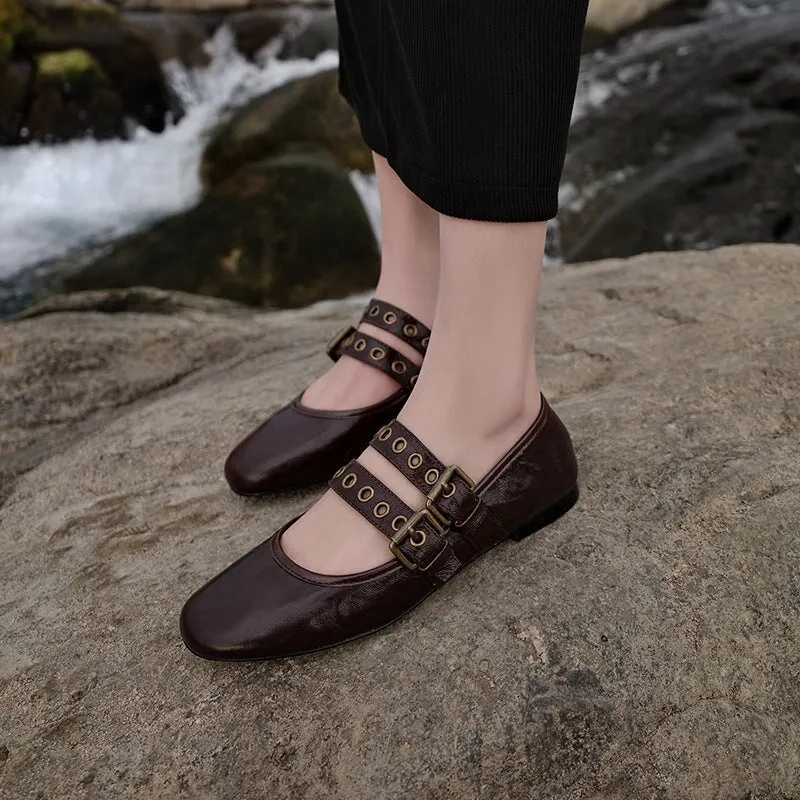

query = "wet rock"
[[276, 7, 337, 60], [116, 0, 328, 11], [2, 0, 174, 138], [226, 6, 304, 61], [0, 59, 32, 142], [61, 143, 379, 308], [562, 7, 800, 262], [201, 67, 373, 188], [1, 244, 798, 799], [582, 0, 710, 51], [24, 47, 125, 140], [585, 0, 708, 37], [122, 10, 209, 67]]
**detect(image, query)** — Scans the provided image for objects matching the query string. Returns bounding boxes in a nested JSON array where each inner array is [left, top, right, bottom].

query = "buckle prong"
[[389, 508, 443, 571], [425, 464, 475, 527]]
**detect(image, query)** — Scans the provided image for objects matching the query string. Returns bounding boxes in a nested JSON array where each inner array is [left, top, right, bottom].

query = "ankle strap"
[[369, 420, 481, 528], [329, 459, 461, 584], [359, 299, 431, 357], [327, 329, 419, 390]]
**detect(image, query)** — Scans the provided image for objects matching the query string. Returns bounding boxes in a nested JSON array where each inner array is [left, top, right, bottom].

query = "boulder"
[[0, 58, 32, 141], [115, 0, 327, 11], [3, 0, 174, 138], [122, 10, 209, 67], [1, 244, 798, 798], [24, 47, 125, 140], [582, 0, 710, 51], [585, 0, 706, 36], [225, 6, 305, 61], [561, 7, 800, 263], [201, 67, 374, 188], [276, 6, 337, 60], [61, 143, 380, 308]]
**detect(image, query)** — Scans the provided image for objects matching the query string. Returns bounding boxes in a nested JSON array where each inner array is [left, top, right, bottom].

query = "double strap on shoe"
[[329, 420, 507, 585], [326, 299, 431, 392]]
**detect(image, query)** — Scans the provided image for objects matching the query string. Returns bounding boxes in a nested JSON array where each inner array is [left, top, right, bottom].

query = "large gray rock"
[[563, 6, 800, 262], [1, 245, 799, 799]]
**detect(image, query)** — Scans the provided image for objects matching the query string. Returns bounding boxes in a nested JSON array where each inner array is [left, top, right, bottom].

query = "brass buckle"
[[326, 326, 355, 358], [389, 509, 444, 571], [425, 464, 476, 528]]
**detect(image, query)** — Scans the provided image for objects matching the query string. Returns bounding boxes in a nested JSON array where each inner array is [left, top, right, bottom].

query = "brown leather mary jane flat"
[[182, 395, 579, 661], [224, 298, 431, 495]]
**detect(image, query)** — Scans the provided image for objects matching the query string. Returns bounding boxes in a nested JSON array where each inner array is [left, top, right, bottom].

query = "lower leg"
[[283, 212, 547, 574], [302, 152, 440, 410]]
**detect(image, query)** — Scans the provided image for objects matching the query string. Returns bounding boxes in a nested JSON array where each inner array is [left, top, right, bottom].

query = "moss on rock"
[[36, 47, 109, 83]]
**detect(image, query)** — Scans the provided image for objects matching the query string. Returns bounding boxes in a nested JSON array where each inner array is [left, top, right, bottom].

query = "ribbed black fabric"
[[335, 0, 589, 222]]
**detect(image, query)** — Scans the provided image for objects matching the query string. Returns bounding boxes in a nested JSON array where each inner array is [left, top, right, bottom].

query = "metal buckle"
[[326, 326, 355, 358], [425, 464, 476, 527], [389, 509, 444, 571]]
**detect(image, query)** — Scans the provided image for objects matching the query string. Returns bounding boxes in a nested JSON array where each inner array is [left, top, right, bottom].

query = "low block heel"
[[510, 485, 579, 542]]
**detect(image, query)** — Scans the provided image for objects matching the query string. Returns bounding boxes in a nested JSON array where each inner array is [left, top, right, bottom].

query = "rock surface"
[[1, 244, 799, 799], [61, 143, 380, 308], [562, 5, 800, 263], [201, 67, 373, 188], [0, 0, 173, 143]]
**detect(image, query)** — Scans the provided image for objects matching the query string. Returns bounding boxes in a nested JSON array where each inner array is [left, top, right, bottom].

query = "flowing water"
[[0, 0, 777, 316]]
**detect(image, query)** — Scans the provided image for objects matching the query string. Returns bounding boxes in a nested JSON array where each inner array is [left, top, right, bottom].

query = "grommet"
[[408, 453, 423, 469]]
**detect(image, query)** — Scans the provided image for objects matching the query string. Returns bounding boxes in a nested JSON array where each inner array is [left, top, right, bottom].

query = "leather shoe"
[[224, 298, 431, 494], [182, 396, 579, 661]]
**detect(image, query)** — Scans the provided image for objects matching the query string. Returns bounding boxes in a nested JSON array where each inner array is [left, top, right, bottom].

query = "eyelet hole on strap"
[[358, 486, 375, 502], [403, 323, 418, 337], [378, 427, 392, 441], [408, 453, 423, 469], [383, 311, 397, 324], [410, 375, 418, 386], [392, 437, 407, 453], [342, 473, 357, 489], [332, 466, 345, 478], [391, 515, 408, 531], [354, 339, 366, 352], [425, 468, 440, 485], [369, 305, 380, 316], [410, 530, 426, 547], [373, 502, 390, 518], [391, 361, 407, 374], [370, 347, 386, 361], [421, 337, 430, 348]]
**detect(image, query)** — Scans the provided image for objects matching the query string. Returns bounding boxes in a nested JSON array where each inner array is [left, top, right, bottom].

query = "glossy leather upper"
[[182, 396, 579, 661], [224, 299, 431, 495]]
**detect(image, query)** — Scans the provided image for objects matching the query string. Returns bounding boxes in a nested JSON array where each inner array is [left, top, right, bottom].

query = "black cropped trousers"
[[335, 0, 589, 222]]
